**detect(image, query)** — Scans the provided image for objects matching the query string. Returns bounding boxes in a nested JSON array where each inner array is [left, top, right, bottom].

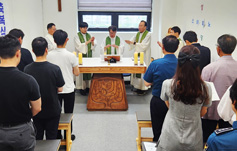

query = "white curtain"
[[78, 0, 152, 12]]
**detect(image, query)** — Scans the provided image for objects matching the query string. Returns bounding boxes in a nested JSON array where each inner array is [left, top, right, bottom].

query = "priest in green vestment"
[[100, 25, 124, 57], [74, 22, 97, 95], [125, 20, 151, 95]]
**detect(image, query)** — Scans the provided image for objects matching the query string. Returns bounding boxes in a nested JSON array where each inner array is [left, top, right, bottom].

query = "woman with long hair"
[[156, 45, 212, 151]]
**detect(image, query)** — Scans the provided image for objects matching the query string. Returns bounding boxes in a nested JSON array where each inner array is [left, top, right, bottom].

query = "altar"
[[78, 58, 146, 111]]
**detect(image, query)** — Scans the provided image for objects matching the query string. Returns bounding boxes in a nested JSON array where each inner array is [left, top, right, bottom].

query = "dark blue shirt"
[[17, 48, 34, 72], [192, 43, 210, 72], [206, 121, 237, 151], [143, 54, 177, 98]]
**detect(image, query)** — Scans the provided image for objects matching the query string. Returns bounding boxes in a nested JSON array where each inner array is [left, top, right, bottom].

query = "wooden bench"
[[136, 111, 153, 151], [58, 113, 73, 151], [35, 140, 61, 151]]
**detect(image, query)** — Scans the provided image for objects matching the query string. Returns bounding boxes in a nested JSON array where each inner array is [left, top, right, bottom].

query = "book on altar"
[[104, 55, 121, 61]]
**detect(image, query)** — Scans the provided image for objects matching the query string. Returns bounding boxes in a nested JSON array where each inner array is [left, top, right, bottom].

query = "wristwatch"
[[133, 42, 136, 45]]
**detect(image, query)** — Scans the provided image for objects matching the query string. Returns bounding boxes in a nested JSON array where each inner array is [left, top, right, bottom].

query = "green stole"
[[135, 30, 149, 44], [105, 36, 120, 54], [77, 32, 92, 81], [135, 30, 149, 78]]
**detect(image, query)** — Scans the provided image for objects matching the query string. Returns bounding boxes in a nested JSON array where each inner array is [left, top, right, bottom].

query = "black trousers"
[[58, 91, 75, 137], [150, 96, 168, 142], [33, 115, 60, 140], [202, 118, 232, 143]]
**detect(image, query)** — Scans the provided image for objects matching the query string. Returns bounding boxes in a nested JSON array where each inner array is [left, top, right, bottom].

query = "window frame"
[[78, 11, 151, 32]]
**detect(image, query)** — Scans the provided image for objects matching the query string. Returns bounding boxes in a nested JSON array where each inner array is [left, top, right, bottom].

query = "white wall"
[[3, 0, 163, 60], [42, 0, 78, 52], [175, 0, 237, 61], [154, 0, 178, 57], [150, 0, 162, 58], [1, 0, 175, 60], [156, 0, 177, 39], [3, 0, 237, 62], [0, 0, 44, 59]]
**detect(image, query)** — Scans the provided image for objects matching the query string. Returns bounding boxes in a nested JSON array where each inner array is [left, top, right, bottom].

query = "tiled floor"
[[59, 85, 153, 151]]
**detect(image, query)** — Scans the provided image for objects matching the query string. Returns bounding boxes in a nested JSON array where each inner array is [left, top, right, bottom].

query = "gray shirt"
[[201, 55, 237, 120], [157, 79, 212, 151]]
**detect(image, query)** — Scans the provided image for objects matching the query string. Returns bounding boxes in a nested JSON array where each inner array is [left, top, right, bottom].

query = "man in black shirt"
[[25, 37, 65, 140], [183, 31, 211, 72], [0, 35, 41, 151], [9, 28, 34, 71]]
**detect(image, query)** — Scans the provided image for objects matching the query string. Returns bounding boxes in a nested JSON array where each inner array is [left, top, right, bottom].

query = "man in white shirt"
[[170, 26, 184, 57], [47, 29, 79, 140], [74, 22, 97, 96], [125, 20, 151, 95], [45, 23, 57, 52], [100, 25, 124, 56]]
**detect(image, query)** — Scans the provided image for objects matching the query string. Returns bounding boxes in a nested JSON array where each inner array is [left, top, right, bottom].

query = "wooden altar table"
[[78, 58, 146, 111]]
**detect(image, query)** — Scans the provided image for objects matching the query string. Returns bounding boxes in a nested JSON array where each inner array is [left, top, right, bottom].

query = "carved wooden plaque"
[[87, 74, 128, 111]]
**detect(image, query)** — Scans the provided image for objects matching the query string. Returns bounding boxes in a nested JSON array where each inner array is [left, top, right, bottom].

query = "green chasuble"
[[77, 32, 92, 80], [105, 36, 120, 54], [135, 30, 149, 78]]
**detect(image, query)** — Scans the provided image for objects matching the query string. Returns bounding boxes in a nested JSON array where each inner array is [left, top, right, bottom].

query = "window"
[[118, 15, 147, 29], [83, 15, 111, 28], [77, 0, 152, 31], [78, 12, 151, 31]]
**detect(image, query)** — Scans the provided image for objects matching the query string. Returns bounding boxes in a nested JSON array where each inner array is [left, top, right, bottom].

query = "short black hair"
[[53, 30, 68, 46], [0, 34, 21, 59], [32, 37, 48, 57], [162, 35, 179, 53], [171, 26, 181, 35], [140, 20, 147, 27], [217, 34, 237, 54], [108, 25, 117, 32], [79, 22, 88, 28], [8, 28, 25, 39], [47, 23, 55, 30], [230, 79, 237, 109], [183, 31, 198, 43]]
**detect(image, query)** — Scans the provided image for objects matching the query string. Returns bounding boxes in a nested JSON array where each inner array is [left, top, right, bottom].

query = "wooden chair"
[[35, 140, 61, 151], [58, 113, 73, 151], [136, 111, 153, 151]]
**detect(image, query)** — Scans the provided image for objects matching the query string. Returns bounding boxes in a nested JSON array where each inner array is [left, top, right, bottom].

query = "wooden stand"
[[142, 142, 157, 151], [58, 113, 73, 151], [35, 140, 61, 151], [87, 73, 128, 111], [136, 111, 153, 151]]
